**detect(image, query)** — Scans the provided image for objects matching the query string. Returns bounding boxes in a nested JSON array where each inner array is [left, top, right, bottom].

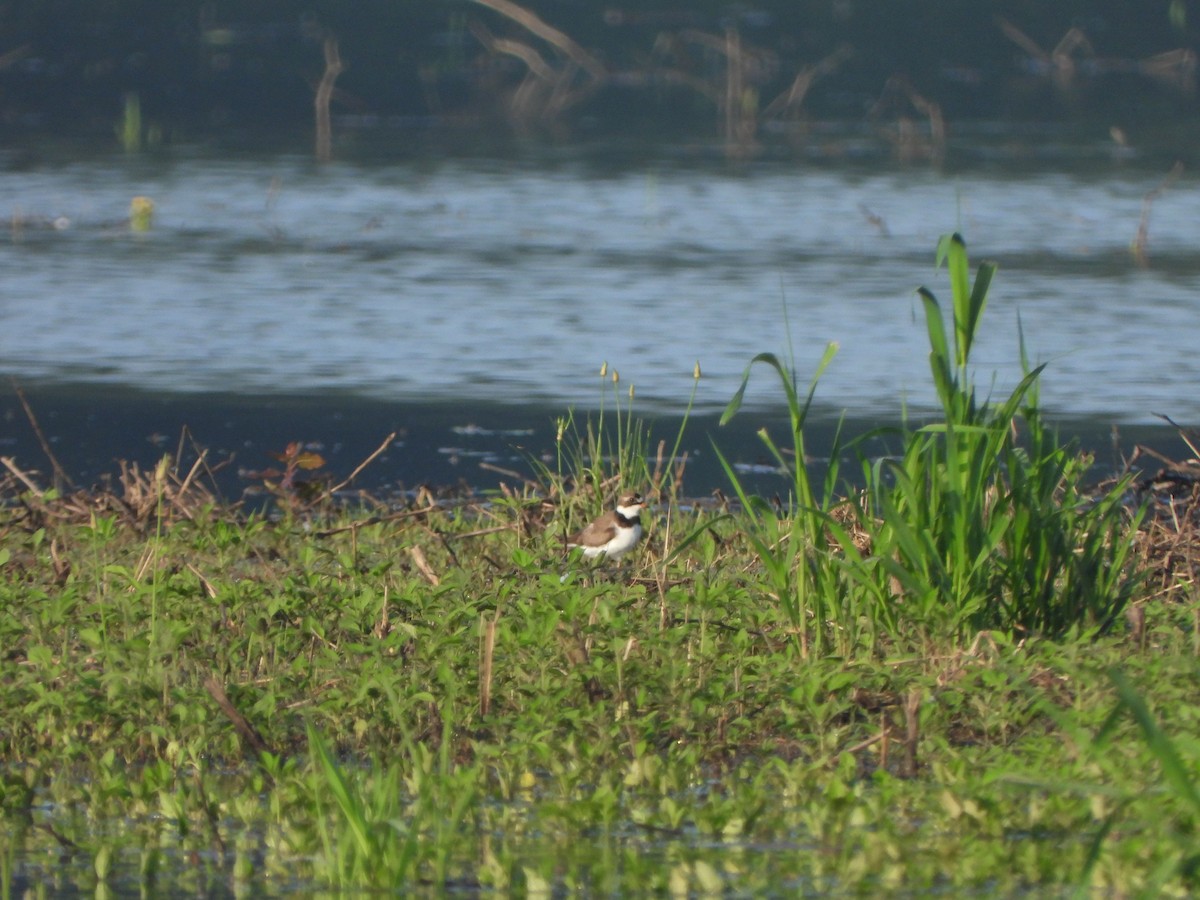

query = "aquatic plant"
[[117, 92, 141, 152], [865, 234, 1143, 639], [303, 719, 481, 889], [716, 341, 866, 656], [128, 196, 155, 233], [719, 233, 1144, 645], [240, 440, 330, 508]]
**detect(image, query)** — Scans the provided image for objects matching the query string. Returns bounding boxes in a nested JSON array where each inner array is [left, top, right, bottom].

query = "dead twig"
[[469, 0, 604, 80], [478, 460, 537, 487], [868, 76, 945, 162], [373, 584, 391, 639], [313, 500, 441, 538], [480, 612, 499, 717], [409, 544, 441, 586], [903, 689, 921, 777], [1139, 48, 1197, 94], [1153, 412, 1200, 461], [448, 523, 516, 541], [469, 21, 555, 82], [1133, 162, 1185, 267], [203, 675, 275, 762], [0, 455, 45, 497], [11, 381, 73, 491], [761, 44, 852, 120], [316, 431, 397, 504], [997, 18, 1094, 94], [314, 35, 344, 162], [467, 0, 606, 124]]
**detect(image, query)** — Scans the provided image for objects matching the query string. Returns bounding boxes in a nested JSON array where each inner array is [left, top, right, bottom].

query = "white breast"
[[582, 522, 642, 560]]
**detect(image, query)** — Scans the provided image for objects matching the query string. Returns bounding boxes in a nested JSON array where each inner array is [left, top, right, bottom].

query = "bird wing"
[[569, 515, 617, 547]]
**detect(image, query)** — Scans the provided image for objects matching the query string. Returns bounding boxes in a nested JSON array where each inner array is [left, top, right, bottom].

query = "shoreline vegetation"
[[4, 235, 1200, 894]]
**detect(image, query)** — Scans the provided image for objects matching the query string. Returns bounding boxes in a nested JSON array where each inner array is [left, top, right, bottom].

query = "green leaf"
[[964, 260, 996, 361], [799, 342, 840, 423], [721, 352, 793, 426], [918, 288, 951, 383]]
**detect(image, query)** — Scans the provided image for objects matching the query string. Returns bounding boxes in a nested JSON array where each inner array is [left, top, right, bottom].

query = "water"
[[1, 136, 1197, 490], [4, 140, 1198, 416]]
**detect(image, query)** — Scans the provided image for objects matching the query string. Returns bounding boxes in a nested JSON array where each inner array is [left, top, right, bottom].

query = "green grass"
[[719, 233, 1144, 648], [0, 234, 1194, 895], [1, 485, 1196, 895]]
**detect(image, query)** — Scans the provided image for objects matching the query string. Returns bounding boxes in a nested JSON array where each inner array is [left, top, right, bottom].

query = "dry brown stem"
[[997, 19, 1094, 93], [869, 76, 945, 162], [469, 22, 555, 82], [658, 26, 775, 156], [409, 544, 441, 586], [469, 0, 603, 80], [1132, 161, 1184, 268], [1, 456, 44, 497], [11, 381, 73, 490], [762, 45, 852, 119], [480, 612, 498, 716], [1140, 48, 1197, 93], [903, 689, 921, 778], [318, 431, 396, 503], [204, 674, 275, 761], [314, 36, 344, 162], [467, 0, 605, 124]]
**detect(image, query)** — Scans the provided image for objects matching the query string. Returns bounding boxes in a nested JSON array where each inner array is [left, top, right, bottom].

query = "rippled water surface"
[[2, 141, 1198, 427]]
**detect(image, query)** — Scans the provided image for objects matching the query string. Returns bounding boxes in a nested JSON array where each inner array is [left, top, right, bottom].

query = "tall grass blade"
[[1109, 669, 1200, 816], [307, 722, 372, 858]]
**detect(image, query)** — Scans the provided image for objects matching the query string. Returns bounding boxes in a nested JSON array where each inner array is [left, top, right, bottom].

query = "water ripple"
[[1, 154, 1198, 423]]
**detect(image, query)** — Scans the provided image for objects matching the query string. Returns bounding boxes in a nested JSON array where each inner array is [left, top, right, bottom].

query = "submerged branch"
[[314, 36, 344, 162], [468, 0, 604, 81], [1132, 161, 1184, 268]]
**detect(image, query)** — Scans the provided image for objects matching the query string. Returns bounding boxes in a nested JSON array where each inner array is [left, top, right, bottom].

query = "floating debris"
[[451, 424, 534, 437]]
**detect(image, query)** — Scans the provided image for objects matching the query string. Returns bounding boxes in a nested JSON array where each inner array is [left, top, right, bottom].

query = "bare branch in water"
[[1132, 161, 1183, 268], [314, 36, 344, 162]]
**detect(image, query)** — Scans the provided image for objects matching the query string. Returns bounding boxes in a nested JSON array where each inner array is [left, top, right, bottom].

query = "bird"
[[566, 491, 648, 561]]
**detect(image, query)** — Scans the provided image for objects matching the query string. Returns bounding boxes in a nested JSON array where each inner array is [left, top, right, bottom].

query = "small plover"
[[567, 492, 647, 561]]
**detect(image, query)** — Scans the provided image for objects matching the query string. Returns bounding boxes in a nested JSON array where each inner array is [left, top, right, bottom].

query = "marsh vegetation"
[[3, 236, 1200, 895]]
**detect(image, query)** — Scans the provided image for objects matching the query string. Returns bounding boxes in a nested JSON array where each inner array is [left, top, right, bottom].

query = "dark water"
[[0, 382, 1187, 504], [1, 134, 1198, 494]]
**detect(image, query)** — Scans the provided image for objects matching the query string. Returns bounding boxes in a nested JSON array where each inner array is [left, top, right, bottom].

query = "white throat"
[[615, 501, 645, 519]]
